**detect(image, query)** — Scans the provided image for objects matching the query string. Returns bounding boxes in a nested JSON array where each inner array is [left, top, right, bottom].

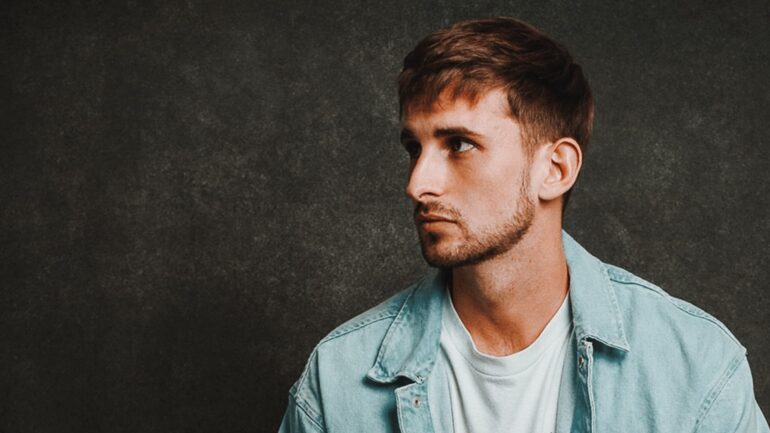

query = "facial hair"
[[415, 174, 535, 268]]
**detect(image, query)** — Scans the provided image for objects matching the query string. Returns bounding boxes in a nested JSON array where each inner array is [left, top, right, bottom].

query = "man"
[[279, 17, 769, 433]]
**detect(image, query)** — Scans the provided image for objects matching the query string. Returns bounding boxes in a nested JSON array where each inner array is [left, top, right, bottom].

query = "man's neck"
[[450, 224, 569, 356]]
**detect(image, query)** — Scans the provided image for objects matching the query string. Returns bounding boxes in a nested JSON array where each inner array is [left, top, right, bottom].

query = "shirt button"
[[413, 397, 421, 408], [578, 356, 585, 368]]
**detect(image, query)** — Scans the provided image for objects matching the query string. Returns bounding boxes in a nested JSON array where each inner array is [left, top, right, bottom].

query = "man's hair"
[[399, 18, 594, 190]]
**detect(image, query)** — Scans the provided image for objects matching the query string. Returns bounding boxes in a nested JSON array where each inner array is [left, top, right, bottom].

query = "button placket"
[[575, 339, 596, 433], [584, 340, 596, 432], [395, 380, 435, 433]]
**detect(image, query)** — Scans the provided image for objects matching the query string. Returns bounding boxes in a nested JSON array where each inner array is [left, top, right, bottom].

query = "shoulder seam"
[[608, 272, 742, 348], [288, 390, 326, 432], [693, 349, 747, 433], [292, 314, 398, 416], [293, 350, 321, 423]]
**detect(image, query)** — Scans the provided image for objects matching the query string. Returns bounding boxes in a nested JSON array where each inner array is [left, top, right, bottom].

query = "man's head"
[[399, 17, 593, 268], [399, 17, 594, 156]]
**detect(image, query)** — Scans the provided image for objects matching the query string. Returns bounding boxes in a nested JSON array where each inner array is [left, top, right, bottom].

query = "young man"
[[279, 17, 769, 433]]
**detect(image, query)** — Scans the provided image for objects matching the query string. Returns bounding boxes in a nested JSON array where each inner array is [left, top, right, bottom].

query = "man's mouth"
[[415, 213, 455, 224]]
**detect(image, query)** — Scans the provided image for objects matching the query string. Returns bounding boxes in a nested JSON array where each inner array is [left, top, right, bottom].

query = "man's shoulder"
[[289, 277, 424, 398], [601, 262, 746, 373], [316, 279, 420, 348], [605, 262, 742, 344], [588, 262, 766, 430]]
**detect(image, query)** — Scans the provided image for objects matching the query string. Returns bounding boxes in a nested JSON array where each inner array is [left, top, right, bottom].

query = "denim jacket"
[[279, 231, 769, 432]]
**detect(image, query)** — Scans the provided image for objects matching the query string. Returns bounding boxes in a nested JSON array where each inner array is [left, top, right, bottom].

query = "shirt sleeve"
[[695, 354, 770, 433]]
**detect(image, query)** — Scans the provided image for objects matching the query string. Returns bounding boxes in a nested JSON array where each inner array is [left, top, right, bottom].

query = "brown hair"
[[398, 17, 594, 154]]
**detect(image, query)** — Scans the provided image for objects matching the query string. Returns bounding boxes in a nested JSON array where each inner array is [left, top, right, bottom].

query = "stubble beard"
[[416, 180, 535, 269]]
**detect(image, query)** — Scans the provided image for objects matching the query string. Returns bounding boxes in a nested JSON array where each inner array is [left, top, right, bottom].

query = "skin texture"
[[402, 89, 583, 356], [402, 95, 536, 268]]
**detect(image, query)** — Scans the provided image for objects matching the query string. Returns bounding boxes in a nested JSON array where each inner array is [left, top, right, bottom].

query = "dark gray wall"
[[1, 0, 768, 432]]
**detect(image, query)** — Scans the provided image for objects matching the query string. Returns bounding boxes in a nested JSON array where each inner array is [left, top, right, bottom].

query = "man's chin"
[[421, 250, 458, 269], [419, 235, 517, 268], [418, 230, 471, 268], [417, 228, 502, 268], [419, 242, 470, 268]]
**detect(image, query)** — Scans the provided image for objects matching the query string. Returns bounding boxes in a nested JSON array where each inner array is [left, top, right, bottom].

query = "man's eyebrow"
[[399, 126, 484, 143], [433, 127, 484, 139]]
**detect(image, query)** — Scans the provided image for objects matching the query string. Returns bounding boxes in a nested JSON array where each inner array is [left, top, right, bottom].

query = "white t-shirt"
[[435, 290, 573, 433]]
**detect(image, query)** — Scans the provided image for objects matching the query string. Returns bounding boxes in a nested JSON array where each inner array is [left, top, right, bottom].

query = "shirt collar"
[[367, 269, 447, 384], [562, 230, 630, 352], [367, 230, 629, 384]]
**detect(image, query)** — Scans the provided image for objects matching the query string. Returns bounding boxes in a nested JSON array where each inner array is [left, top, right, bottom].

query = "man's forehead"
[[400, 88, 514, 132]]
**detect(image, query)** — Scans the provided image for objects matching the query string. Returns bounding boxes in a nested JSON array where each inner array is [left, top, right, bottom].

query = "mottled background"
[[1, 0, 768, 432]]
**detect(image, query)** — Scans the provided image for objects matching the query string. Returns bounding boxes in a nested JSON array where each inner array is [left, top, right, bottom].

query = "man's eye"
[[403, 141, 421, 159], [448, 137, 475, 153]]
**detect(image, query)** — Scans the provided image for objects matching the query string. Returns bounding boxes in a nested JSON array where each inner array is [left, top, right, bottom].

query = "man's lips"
[[415, 214, 455, 224]]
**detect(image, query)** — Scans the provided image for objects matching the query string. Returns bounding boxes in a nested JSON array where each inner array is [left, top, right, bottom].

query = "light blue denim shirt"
[[280, 231, 769, 432]]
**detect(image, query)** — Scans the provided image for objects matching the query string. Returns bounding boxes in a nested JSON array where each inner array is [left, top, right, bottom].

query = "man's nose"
[[405, 147, 446, 203]]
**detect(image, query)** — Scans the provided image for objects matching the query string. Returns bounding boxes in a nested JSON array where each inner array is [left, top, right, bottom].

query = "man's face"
[[401, 89, 536, 268]]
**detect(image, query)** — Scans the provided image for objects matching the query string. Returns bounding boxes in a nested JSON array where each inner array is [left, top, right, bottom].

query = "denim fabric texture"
[[279, 231, 769, 433]]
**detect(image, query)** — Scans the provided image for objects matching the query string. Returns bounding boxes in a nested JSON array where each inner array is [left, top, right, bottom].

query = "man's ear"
[[538, 137, 582, 201]]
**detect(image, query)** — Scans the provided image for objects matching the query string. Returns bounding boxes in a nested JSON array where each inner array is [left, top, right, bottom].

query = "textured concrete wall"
[[1, 1, 768, 432]]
